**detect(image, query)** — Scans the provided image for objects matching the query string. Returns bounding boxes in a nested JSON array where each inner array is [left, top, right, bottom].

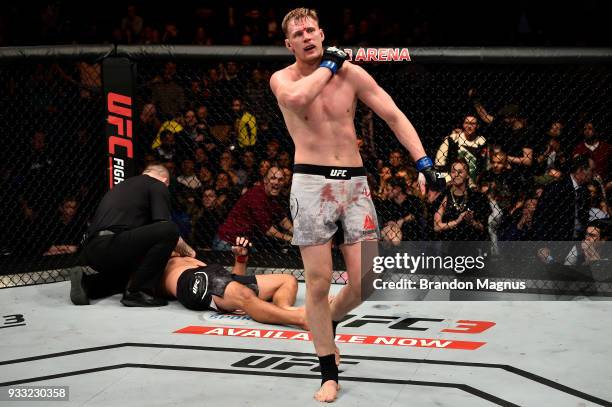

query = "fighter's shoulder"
[[343, 61, 359, 72], [342, 62, 376, 87], [270, 65, 298, 86]]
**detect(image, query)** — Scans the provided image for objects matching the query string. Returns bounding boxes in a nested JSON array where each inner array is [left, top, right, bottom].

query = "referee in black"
[[71, 164, 195, 307]]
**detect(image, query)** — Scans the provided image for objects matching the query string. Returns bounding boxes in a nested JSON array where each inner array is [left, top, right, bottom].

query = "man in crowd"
[[214, 166, 293, 250]]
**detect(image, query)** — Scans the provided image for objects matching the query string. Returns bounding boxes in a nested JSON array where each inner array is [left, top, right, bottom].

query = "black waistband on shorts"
[[293, 164, 366, 179]]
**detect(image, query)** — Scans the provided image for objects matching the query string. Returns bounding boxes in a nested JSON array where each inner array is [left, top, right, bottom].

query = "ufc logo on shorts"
[[329, 169, 347, 178], [192, 279, 200, 294]]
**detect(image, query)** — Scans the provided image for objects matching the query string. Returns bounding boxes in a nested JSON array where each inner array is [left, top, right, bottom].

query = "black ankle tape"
[[318, 354, 338, 385], [332, 320, 340, 337]]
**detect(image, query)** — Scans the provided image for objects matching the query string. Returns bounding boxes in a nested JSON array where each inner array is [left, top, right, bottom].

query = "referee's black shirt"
[[87, 175, 171, 235]]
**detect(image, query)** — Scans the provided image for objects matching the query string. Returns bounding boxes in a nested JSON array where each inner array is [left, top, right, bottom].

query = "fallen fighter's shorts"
[[176, 264, 259, 311], [290, 164, 380, 246]]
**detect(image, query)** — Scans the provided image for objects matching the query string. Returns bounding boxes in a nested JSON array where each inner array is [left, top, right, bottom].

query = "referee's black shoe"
[[121, 290, 168, 307], [69, 267, 90, 305]]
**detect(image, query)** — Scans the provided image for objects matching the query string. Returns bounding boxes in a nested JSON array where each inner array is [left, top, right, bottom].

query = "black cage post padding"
[[103, 57, 138, 189]]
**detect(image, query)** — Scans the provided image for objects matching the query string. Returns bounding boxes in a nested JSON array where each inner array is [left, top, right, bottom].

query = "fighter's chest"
[[307, 79, 356, 117]]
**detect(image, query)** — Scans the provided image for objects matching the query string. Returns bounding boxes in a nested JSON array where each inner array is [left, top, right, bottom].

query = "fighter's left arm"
[[352, 64, 426, 161], [352, 64, 444, 191]]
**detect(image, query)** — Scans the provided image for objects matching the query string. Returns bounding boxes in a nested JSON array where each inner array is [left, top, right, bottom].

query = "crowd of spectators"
[[1, 55, 611, 262], [1, 3, 610, 48], [1, 54, 611, 264], [0, 4, 611, 264]]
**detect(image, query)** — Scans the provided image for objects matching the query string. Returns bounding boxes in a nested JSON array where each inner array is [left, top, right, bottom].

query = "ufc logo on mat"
[[329, 169, 347, 177], [232, 355, 359, 372]]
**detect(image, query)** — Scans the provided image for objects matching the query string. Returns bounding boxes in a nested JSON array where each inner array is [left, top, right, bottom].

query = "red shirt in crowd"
[[218, 184, 285, 242], [573, 141, 611, 181]]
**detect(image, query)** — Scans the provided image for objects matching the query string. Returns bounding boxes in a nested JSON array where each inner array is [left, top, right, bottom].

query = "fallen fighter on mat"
[[160, 236, 308, 330]]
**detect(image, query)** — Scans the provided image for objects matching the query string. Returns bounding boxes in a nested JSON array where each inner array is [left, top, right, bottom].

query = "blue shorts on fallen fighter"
[[290, 164, 380, 246]]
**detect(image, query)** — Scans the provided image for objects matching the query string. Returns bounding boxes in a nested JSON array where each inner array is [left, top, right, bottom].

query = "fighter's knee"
[[307, 275, 328, 288], [283, 275, 298, 290], [306, 280, 330, 301]]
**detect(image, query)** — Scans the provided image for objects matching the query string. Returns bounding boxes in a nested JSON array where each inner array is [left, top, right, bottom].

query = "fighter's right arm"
[[270, 69, 331, 112]]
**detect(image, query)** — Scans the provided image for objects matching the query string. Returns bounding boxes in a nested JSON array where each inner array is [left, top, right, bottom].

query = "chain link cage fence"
[[1, 46, 611, 297], [0, 48, 111, 287]]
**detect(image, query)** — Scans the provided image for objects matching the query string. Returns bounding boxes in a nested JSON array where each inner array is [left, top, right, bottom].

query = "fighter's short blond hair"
[[281, 8, 319, 37]]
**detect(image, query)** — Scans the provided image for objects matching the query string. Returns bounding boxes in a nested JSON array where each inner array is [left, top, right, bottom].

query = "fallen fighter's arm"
[[230, 236, 251, 276], [163, 237, 252, 288]]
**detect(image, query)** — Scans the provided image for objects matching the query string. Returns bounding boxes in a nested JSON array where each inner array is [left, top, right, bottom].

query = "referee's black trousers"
[[82, 222, 179, 298]]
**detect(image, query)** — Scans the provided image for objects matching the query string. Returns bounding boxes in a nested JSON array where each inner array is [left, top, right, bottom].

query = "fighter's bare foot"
[[314, 380, 339, 403], [277, 305, 309, 330], [289, 306, 308, 330]]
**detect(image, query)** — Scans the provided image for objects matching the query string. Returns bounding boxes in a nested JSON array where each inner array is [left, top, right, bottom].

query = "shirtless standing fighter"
[[270, 8, 443, 402]]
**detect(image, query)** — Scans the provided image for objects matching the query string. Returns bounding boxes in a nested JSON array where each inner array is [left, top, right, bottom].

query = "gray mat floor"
[[1, 281, 611, 406]]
